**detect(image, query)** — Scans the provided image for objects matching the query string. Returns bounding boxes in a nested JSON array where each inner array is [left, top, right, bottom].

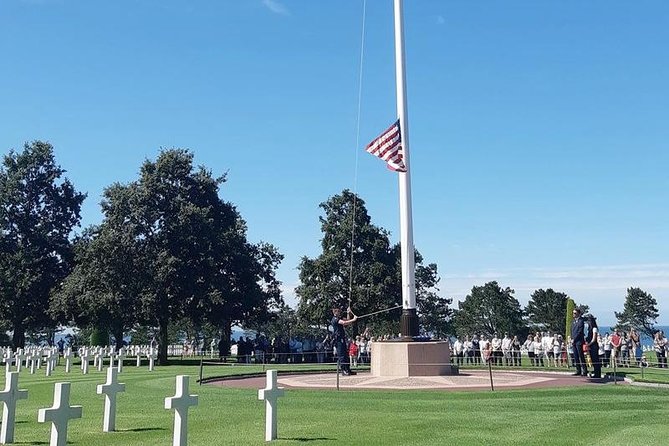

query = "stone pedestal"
[[371, 341, 457, 377]]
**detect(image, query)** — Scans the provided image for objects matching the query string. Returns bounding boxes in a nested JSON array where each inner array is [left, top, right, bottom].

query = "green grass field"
[[3, 360, 668, 445]]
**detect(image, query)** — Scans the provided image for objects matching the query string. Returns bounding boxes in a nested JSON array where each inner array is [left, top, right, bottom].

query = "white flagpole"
[[394, 0, 418, 338]]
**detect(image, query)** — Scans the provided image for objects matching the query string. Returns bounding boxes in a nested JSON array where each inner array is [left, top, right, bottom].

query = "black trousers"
[[589, 343, 601, 378], [573, 340, 588, 375], [335, 339, 350, 372]]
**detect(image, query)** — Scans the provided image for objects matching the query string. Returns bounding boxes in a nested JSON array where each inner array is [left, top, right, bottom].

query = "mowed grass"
[[3, 361, 669, 445]]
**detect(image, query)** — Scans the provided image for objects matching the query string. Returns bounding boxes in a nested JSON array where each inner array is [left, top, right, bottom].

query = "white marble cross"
[[148, 348, 157, 372], [116, 349, 126, 373], [28, 356, 36, 375], [2, 355, 15, 374], [79, 350, 91, 375], [96, 367, 125, 432], [258, 370, 285, 442], [37, 382, 83, 446], [0, 372, 28, 444], [45, 352, 55, 376], [14, 351, 26, 373], [164, 375, 198, 446], [63, 348, 74, 373], [135, 350, 142, 367], [95, 353, 104, 372]]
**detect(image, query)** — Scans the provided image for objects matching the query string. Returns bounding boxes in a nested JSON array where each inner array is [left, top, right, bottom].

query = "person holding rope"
[[331, 306, 358, 376]]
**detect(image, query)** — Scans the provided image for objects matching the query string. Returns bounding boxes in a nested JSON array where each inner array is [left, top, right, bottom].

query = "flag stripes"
[[365, 120, 406, 172]]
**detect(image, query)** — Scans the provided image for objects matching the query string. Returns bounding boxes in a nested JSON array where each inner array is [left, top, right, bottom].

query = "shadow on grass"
[[14, 442, 48, 445], [117, 427, 167, 432], [281, 437, 334, 442]]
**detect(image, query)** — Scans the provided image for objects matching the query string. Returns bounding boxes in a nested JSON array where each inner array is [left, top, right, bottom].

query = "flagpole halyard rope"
[[348, 0, 367, 309]]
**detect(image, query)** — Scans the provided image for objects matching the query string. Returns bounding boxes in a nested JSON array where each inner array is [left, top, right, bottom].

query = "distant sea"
[[599, 325, 668, 347]]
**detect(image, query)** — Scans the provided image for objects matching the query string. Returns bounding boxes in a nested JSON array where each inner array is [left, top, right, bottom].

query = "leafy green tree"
[[615, 287, 659, 337], [453, 281, 526, 338], [525, 289, 570, 334], [413, 256, 452, 338], [296, 190, 398, 328], [51, 223, 143, 349], [0, 142, 85, 347], [296, 190, 451, 336], [97, 149, 282, 364]]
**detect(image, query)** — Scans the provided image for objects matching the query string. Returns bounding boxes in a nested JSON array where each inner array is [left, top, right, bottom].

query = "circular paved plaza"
[[213, 370, 611, 391]]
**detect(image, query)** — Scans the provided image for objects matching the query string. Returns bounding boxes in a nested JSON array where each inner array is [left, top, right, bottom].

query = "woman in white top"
[[533, 335, 544, 367]]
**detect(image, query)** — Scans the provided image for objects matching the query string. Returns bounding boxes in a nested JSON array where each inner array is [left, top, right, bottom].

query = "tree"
[[97, 149, 282, 364], [296, 190, 398, 328], [413, 256, 452, 338], [51, 223, 143, 349], [453, 281, 526, 338], [0, 142, 85, 347], [296, 190, 451, 336], [615, 287, 659, 337], [525, 289, 570, 335]]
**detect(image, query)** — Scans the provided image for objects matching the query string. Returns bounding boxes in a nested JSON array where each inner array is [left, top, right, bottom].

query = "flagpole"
[[394, 0, 418, 339]]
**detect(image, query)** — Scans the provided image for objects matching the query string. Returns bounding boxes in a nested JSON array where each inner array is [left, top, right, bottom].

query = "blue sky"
[[2, 0, 667, 325]]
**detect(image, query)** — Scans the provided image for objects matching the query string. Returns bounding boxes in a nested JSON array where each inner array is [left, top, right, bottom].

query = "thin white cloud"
[[262, 0, 290, 16]]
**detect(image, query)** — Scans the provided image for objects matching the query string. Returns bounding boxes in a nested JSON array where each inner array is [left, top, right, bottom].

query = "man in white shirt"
[[491, 334, 502, 366], [501, 333, 512, 366], [453, 337, 464, 365]]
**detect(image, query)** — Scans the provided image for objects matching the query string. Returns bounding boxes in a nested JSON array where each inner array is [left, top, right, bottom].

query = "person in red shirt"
[[610, 330, 622, 367], [348, 340, 359, 368]]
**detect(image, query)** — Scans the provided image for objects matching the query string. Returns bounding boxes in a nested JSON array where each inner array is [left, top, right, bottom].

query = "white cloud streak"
[[262, 0, 290, 16]]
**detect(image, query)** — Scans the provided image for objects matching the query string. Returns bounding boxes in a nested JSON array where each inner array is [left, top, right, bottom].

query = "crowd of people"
[[190, 307, 669, 374], [450, 322, 668, 372]]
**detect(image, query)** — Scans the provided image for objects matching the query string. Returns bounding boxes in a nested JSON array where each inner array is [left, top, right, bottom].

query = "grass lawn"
[[3, 360, 669, 445]]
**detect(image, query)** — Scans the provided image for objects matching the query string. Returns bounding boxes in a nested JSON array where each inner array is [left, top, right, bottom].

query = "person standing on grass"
[[585, 315, 602, 378], [331, 307, 358, 376], [453, 337, 464, 366], [570, 308, 588, 376], [525, 334, 535, 366], [511, 335, 521, 366], [472, 335, 481, 365], [654, 331, 667, 368], [610, 330, 622, 367], [603, 332, 612, 367]]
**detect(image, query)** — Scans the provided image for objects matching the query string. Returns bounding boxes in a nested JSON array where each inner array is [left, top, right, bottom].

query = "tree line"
[[0, 142, 662, 364], [0, 142, 282, 364]]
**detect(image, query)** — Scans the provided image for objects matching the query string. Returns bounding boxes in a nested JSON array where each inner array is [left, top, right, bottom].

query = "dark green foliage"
[[62, 149, 283, 363], [453, 281, 526, 338], [525, 288, 570, 334], [0, 141, 85, 347], [615, 287, 659, 337], [296, 190, 451, 337]]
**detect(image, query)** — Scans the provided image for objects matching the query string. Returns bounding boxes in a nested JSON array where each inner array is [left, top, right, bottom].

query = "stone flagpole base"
[[371, 341, 457, 377]]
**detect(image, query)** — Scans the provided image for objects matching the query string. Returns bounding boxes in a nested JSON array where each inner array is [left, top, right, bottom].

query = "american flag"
[[365, 120, 406, 172]]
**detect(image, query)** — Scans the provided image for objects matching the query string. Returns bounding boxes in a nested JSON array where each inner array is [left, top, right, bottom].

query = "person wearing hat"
[[331, 307, 358, 376]]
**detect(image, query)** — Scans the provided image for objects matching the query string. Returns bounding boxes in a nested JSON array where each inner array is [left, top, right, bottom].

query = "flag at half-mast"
[[365, 119, 406, 172]]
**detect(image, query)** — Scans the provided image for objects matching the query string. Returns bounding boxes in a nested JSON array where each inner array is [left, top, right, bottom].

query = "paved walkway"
[[212, 370, 612, 391]]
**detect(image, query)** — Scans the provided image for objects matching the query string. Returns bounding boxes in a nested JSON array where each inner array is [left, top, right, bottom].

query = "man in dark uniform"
[[331, 307, 358, 376], [571, 308, 588, 376]]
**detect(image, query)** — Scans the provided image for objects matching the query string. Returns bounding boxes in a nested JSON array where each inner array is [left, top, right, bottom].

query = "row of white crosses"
[[3, 347, 60, 377], [0, 368, 199, 446], [78, 346, 157, 374], [0, 367, 285, 445], [1, 344, 159, 378]]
